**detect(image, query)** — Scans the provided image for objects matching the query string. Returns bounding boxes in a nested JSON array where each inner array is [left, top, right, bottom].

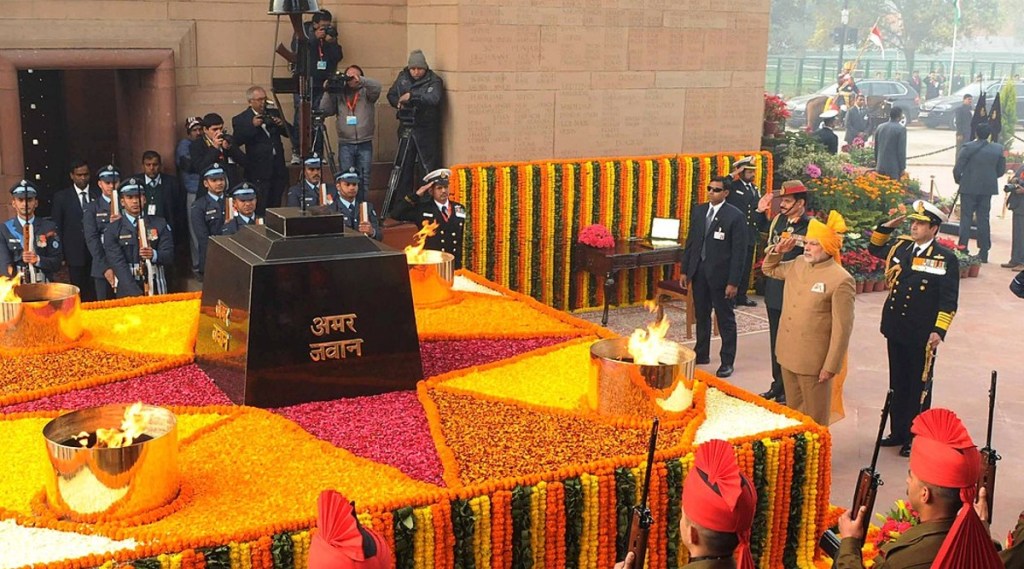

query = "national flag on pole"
[[970, 91, 987, 140], [868, 24, 885, 57], [989, 93, 1002, 140], [951, 0, 962, 23]]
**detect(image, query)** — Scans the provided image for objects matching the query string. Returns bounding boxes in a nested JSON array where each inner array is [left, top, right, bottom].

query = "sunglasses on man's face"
[[708, 185, 726, 193]]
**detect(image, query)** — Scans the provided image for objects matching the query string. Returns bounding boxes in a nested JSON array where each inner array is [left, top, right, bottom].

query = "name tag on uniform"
[[423, 213, 434, 218], [713, 230, 726, 240], [455, 211, 466, 219], [317, 60, 327, 71], [911, 257, 946, 275], [811, 282, 826, 293], [346, 115, 357, 126], [148, 204, 156, 215], [734, 189, 745, 195], [119, 234, 133, 240]]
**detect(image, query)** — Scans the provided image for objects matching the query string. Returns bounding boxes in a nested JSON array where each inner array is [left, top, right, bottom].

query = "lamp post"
[[837, 1, 850, 75]]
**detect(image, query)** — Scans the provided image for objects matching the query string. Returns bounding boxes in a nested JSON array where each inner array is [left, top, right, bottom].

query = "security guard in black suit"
[[221, 183, 262, 236], [725, 156, 768, 306], [0, 180, 62, 282], [868, 200, 959, 457], [286, 154, 341, 211], [83, 165, 122, 300], [392, 168, 466, 269], [189, 163, 228, 281], [759, 180, 814, 404], [103, 178, 173, 297]]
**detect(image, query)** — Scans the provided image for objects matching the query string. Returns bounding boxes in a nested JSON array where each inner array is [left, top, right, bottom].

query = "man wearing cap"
[[387, 50, 445, 210], [760, 180, 814, 404], [868, 200, 959, 457], [815, 110, 840, 154], [953, 122, 1006, 263], [103, 179, 173, 297], [287, 154, 340, 210], [762, 211, 855, 426], [0, 181, 61, 283], [177, 117, 203, 208], [680, 176, 749, 378], [83, 165, 123, 300], [874, 107, 907, 180], [189, 113, 245, 187], [320, 65, 382, 204], [221, 183, 262, 236], [335, 168, 381, 240], [308, 489, 393, 569], [837, 408, 1003, 568], [392, 169, 466, 269], [189, 163, 229, 281], [233, 85, 289, 212], [845, 95, 870, 149], [725, 157, 768, 308], [51, 159, 100, 300]]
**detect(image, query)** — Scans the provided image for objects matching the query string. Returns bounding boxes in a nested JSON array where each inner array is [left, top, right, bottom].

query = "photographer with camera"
[[1002, 164, 1024, 271], [319, 65, 381, 203], [189, 113, 245, 188], [387, 50, 445, 214], [308, 14, 342, 110], [233, 86, 289, 212]]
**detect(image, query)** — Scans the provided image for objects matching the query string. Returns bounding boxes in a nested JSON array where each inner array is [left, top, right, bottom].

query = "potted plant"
[[873, 271, 888, 291], [764, 93, 790, 136], [854, 273, 866, 294], [967, 254, 982, 277]]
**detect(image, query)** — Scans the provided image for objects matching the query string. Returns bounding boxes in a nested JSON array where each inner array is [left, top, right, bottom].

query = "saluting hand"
[[757, 192, 773, 214], [415, 182, 434, 197], [882, 214, 905, 229], [775, 237, 797, 254]]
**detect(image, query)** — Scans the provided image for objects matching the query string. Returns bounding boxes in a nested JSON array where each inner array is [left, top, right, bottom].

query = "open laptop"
[[641, 217, 682, 248]]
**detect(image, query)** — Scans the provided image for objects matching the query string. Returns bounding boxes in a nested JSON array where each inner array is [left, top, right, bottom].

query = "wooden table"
[[574, 240, 685, 326]]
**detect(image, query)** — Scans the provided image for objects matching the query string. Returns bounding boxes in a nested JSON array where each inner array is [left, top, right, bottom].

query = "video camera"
[[257, 105, 282, 123], [323, 25, 338, 38], [325, 71, 353, 94], [396, 104, 417, 127]]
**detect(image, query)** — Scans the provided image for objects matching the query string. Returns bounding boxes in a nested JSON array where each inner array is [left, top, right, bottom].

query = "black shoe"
[[737, 298, 758, 307], [696, 357, 711, 365], [979, 251, 989, 263], [898, 443, 912, 457], [880, 435, 905, 447], [759, 386, 783, 401], [716, 364, 734, 378], [775, 393, 786, 405]]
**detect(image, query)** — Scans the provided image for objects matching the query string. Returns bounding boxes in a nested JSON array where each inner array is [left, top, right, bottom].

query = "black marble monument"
[[195, 207, 423, 407]]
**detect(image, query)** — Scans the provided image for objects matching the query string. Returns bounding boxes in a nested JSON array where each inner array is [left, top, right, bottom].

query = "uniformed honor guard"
[[0, 180, 61, 282], [868, 200, 959, 457], [392, 168, 466, 269], [83, 165, 122, 300], [334, 168, 381, 240], [103, 178, 173, 297], [189, 163, 228, 281], [725, 156, 767, 307], [760, 180, 813, 404], [814, 110, 840, 154], [221, 183, 262, 235], [286, 154, 339, 210], [837, 409, 1003, 569]]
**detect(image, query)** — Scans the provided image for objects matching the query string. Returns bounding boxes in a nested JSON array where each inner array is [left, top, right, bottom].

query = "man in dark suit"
[[51, 159, 100, 299], [952, 121, 1005, 262], [953, 94, 973, 157], [680, 176, 749, 378], [844, 95, 870, 148], [189, 113, 246, 187], [391, 168, 466, 269], [132, 150, 186, 291], [814, 110, 840, 154], [83, 165, 122, 300], [233, 85, 289, 212], [725, 156, 767, 307], [874, 107, 907, 179]]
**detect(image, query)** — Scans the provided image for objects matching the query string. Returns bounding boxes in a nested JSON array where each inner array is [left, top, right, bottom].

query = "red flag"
[[868, 25, 885, 57]]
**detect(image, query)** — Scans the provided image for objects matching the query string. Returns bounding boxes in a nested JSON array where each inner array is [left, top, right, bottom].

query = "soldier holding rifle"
[[103, 179, 173, 297], [868, 200, 959, 457], [0, 181, 61, 282]]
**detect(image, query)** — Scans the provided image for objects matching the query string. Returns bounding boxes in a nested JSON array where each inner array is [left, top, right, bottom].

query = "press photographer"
[[189, 113, 245, 187], [308, 14, 342, 108], [319, 65, 381, 203], [233, 85, 289, 211], [1002, 165, 1024, 271], [386, 50, 445, 213]]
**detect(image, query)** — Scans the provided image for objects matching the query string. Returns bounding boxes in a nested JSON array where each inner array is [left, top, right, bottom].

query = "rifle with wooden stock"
[[820, 390, 893, 558], [978, 371, 1000, 520], [137, 218, 156, 297], [624, 418, 659, 569], [21, 205, 38, 283]]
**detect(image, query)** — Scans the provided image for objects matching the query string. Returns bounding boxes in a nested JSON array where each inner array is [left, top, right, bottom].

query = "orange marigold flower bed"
[[415, 292, 591, 340]]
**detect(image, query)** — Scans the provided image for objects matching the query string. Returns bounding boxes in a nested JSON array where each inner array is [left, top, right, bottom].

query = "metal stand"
[[310, 113, 336, 180], [381, 125, 422, 217]]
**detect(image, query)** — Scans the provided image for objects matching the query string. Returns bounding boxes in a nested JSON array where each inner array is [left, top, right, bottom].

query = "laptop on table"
[[641, 217, 682, 249]]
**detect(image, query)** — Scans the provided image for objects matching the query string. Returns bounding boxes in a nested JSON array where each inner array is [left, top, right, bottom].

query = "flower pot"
[[968, 264, 980, 277], [874, 280, 887, 292], [763, 120, 780, 136], [855, 281, 865, 294], [959, 267, 968, 279], [863, 279, 876, 291]]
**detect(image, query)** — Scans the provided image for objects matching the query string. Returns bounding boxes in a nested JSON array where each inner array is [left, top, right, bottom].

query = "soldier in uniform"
[[868, 200, 959, 457], [0, 180, 61, 282], [759, 180, 813, 404], [83, 165, 122, 300], [837, 408, 1003, 569], [814, 110, 840, 154], [725, 156, 768, 307], [103, 178, 173, 297], [189, 163, 228, 281], [221, 183, 262, 236], [286, 154, 339, 210], [334, 168, 381, 240], [392, 168, 466, 269]]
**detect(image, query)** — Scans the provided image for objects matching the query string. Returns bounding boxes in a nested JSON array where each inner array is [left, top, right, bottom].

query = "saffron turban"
[[805, 210, 848, 263]]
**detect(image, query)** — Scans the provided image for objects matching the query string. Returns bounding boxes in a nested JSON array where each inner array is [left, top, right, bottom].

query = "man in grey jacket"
[[320, 64, 382, 203], [873, 107, 907, 179], [952, 122, 1005, 262]]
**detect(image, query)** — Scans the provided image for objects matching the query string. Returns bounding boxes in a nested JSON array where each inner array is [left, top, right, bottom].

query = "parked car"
[[919, 80, 1024, 129], [786, 80, 921, 128]]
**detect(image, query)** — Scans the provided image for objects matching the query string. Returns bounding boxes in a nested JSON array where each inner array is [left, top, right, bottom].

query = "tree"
[[808, 0, 1000, 71], [769, 0, 817, 54], [999, 79, 1017, 150]]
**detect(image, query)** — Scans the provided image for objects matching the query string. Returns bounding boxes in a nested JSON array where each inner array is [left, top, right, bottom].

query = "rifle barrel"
[[986, 371, 997, 448], [869, 391, 893, 472], [638, 418, 659, 509]]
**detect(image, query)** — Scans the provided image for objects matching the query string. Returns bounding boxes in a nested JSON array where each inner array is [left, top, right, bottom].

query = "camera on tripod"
[[396, 104, 417, 126], [311, 110, 328, 126]]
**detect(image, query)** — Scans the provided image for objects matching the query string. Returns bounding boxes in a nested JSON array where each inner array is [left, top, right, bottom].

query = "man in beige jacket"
[[761, 210, 856, 425]]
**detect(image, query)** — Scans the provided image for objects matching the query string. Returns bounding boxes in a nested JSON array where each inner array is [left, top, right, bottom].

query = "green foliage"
[[846, 145, 876, 168], [1000, 79, 1018, 150], [777, 131, 848, 181]]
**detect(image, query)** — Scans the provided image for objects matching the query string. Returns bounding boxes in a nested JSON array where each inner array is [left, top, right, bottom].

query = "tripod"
[[310, 112, 337, 181], [382, 124, 424, 217]]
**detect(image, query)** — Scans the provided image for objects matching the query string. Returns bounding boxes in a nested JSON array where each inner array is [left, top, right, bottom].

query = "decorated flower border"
[[450, 152, 774, 310]]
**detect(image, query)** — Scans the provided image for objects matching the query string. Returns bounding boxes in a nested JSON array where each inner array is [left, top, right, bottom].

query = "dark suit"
[[392, 196, 466, 269], [814, 126, 839, 154], [52, 184, 100, 299], [953, 139, 1006, 256], [844, 106, 869, 145], [874, 120, 907, 179], [103, 214, 173, 297], [131, 173, 187, 290], [680, 201, 748, 366], [82, 196, 117, 300], [725, 176, 767, 303], [232, 107, 289, 211], [869, 228, 959, 443], [188, 137, 245, 188]]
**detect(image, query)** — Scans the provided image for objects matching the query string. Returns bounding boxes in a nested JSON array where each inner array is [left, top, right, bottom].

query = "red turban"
[[908, 409, 1001, 569], [682, 440, 757, 569], [309, 490, 394, 569]]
